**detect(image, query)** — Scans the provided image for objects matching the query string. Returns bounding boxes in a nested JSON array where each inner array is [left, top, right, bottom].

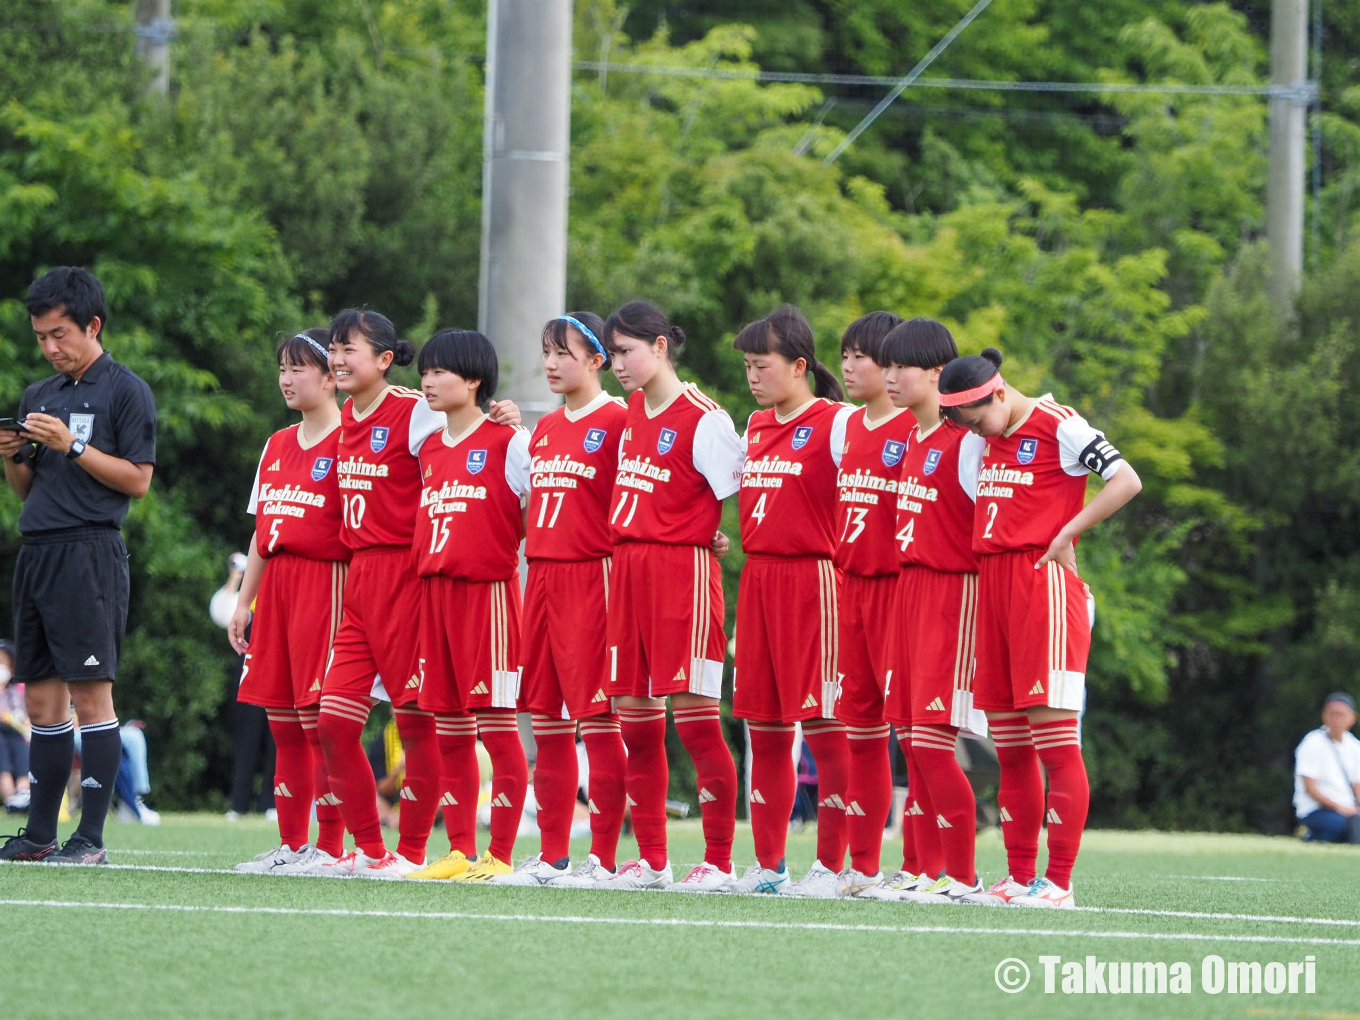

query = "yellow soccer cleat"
[[451, 854, 512, 882], [406, 849, 476, 881]]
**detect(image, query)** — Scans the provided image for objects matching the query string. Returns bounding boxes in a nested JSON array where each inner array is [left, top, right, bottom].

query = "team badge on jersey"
[[370, 426, 390, 453], [923, 449, 942, 475], [311, 456, 335, 481], [583, 427, 607, 454], [882, 439, 905, 468], [1017, 438, 1038, 465], [792, 425, 814, 451], [466, 449, 488, 475], [657, 428, 678, 455]]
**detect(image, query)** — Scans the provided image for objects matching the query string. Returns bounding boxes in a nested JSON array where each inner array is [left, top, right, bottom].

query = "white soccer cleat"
[[356, 851, 426, 880], [270, 845, 338, 875], [603, 858, 674, 890], [1008, 876, 1075, 909], [786, 860, 839, 899], [835, 867, 884, 898], [732, 863, 792, 895], [670, 861, 737, 893], [899, 874, 984, 904], [547, 854, 617, 889], [856, 870, 930, 901], [491, 854, 571, 886], [957, 875, 1032, 906], [234, 844, 307, 874], [305, 849, 376, 878]]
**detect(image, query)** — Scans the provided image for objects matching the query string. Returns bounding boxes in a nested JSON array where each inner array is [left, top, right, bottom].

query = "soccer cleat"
[[786, 859, 839, 899], [670, 861, 737, 893], [490, 854, 571, 886], [48, 834, 108, 865], [835, 867, 884, 898], [1008, 876, 1076, 909], [547, 853, 616, 889], [899, 874, 985, 904], [452, 854, 512, 882], [857, 871, 930, 901], [4, 790, 31, 813], [603, 858, 674, 890], [270, 845, 338, 876], [406, 850, 477, 881], [355, 851, 426, 880], [305, 849, 374, 878], [732, 863, 792, 895], [957, 875, 1032, 906], [0, 828, 58, 862], [234, 844, 307, 874]]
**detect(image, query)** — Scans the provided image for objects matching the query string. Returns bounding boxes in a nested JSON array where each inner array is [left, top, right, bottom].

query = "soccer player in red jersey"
[[229, 329, 350, 875], [495, 312, 630, 888], [309, 309, 520, 879], [602, 301, 745, 890], [939, 347, 1142, 909], [401, 329, 532, 884], [730, 306, 855, 896], [863, 317, 989, 903]]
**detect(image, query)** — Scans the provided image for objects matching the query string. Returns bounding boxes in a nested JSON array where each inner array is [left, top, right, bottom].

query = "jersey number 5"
[[268, 518, 282, 554]]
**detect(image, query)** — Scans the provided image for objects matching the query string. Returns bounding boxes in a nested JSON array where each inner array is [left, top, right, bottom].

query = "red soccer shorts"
[[238, 554, 347, 709], [417, 573, 522, 713], [521, 558, 614, 720], [835, 572, 898, 727], [324, 546, 422, 707], [607, 542, 725, 700], [884, 566, 986, 734], [733, 556, 839, 724], [973, 551, 1090, 713]]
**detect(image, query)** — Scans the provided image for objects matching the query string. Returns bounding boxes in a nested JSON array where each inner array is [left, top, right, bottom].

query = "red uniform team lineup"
[[232, 301, 1142, 907]]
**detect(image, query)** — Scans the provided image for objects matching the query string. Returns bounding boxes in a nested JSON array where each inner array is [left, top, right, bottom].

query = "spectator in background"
[[1294, 692, 1360, 844], [1, 639, 31, 813], [210, 552, 275, 822]]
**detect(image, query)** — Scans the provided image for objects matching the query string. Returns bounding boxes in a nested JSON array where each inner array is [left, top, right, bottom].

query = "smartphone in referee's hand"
[[0, 417, 26, 432]]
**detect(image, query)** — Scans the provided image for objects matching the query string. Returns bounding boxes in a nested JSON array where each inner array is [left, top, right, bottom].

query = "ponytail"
[[809, 360, 844, 401]]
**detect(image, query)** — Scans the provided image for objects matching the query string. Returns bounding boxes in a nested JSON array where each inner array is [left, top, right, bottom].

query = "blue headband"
[[557, 316, 608, 360], [294, 333, 330, 360]]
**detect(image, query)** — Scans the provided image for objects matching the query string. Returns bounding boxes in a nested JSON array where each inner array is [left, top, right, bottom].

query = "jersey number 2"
[[983, 501, 999, 539]]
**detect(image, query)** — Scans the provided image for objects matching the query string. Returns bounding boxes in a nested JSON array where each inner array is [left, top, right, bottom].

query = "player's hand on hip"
[[228, 604, 252, 655], [1034, 531, 1078, 574], [18, 412, 75, 454], [487, 399, 521, 427], [710, 530, 730, 557]]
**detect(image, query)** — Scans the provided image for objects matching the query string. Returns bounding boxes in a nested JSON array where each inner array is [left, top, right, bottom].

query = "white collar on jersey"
[[442, 413, 489, 448], [859, 405, 906, 432], [773, 398, 819, 425], [642, 382, 691, 419], [297, 418, 341, 450], [914, 418, 946, 443], [563, 389, 616, 423]]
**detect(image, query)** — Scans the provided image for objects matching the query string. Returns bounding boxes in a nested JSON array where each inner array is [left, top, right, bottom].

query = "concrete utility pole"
[[1267, 0, 1309, 305], [134, 0, 173, 97], [478, 0, 574, 428]]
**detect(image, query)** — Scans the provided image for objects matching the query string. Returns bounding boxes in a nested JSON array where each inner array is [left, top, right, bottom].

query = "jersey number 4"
[[895, 517, 915, 552]]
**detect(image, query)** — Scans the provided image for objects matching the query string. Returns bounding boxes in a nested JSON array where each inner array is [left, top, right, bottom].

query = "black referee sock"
[[26, 719, 76, 845], [74, 719, 122, 847]]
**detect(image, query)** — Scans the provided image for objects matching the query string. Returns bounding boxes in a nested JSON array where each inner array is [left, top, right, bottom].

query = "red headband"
[[938, 375, 1004, 408]]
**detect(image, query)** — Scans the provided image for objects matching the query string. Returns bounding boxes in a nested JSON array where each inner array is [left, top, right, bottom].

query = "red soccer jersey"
[[611, 385, 744, 548], [415, 416, 531, 582], [336, 386, 444, 551], [526, 392, 628, 562], [972, 396, 1124, 555], [894, 419, 983, 573], [739, 399, 855, 558], [248, 422, 350, 562], [834, 408, 915, 577]]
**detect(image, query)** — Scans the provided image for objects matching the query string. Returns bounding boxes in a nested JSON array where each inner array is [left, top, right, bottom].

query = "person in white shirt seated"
[[1294, 692, 1360, 844]]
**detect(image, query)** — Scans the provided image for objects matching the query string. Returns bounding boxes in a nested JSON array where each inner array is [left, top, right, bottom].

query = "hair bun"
[[392, 338, 417, 367], [668, 326, 687, 348], [980, 347, 1004, 369]]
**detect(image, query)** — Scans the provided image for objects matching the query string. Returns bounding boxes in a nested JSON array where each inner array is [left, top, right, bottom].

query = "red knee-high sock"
[[580, 715, 626, 870], [904, 742, 944, 878], [1031, 718, 1088, 889], [317, 696, 385, 858], [845, 723, 892, 875], [265, 709, 313, 851], [299, 708, 345, 856], [477, 710, 528, 863], [618, 705, 669, 871], [392, 706, 439, 863], [747, 723, 796, 869], [434, 714, 479, 858], [803, 719, 849, 872], [530, 714, 579, 866], [912, 725, 977, 883], [895, 728, 918, 873], [990, 712, 1043, 885], [673, 702, 736, 873]]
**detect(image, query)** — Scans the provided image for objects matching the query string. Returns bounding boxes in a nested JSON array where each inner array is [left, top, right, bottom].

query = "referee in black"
[[0, 267, 156, 864]]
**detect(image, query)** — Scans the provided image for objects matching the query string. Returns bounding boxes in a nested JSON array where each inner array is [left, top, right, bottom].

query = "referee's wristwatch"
[[66, 438, 87, 460]]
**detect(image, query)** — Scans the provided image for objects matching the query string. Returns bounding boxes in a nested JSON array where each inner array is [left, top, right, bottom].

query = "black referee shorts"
[[12, 527, 130, 685]]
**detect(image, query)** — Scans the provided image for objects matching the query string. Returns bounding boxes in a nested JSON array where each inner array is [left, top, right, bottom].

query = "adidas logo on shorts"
[[310, 679, 322, 692], [83, 655, 100, 667], [673, 667, 687, 683], [406, 675, 420, 690], [490, 793, 514, 809], [750, 790, 766, 805], [591, 689, 608, 703], [698, 787, 716, 804], [274, 783, 293, 798], [925, 697, 945, 712], [471, 681, 489, 695], [936, 814, 952, 829], [1029, 680, 1045, 696], [439, 792, 458, 807], [801, 693, 818, 709]]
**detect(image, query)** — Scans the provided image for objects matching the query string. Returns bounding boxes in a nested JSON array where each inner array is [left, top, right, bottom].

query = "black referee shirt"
[[16, 351, 157, 535]]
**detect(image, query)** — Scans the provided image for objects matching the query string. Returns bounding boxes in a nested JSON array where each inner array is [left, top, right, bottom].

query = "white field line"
[[2, 860, 1358, 930], [1, 898, 1359, 948]]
